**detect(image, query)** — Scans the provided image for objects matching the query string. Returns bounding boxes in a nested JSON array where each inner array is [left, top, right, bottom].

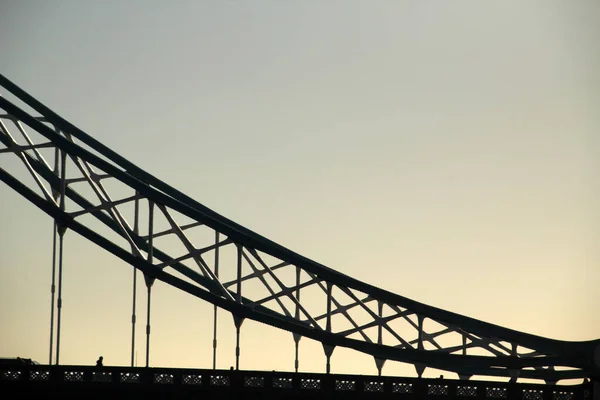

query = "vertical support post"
[[325, 283, 332, 333], [322, 343, 334, 375], [234, 243, 243, 371], [55, 230, 66, 365], [130, 192, 139, 367], [458, 335, 471, 380], [145, 286, 152, 368], [49, 222, 58, 365], [324, 282, 333, 374], [55, 150, 67, 365], [293, 266, 301, 373], [49, 148, 59, 365], [212, 231, 219, 370], [374, 300, 386, 376], [417, 315, 424, 350], [414, 315, 425, 378], [377, 301, 383, 347], [144, 200, 155, 368], [235, 323, 241, 371], [509, 343, 520, 383]]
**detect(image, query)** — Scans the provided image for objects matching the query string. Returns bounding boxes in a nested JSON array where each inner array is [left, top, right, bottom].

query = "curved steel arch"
[[0, 74, 597, 382]]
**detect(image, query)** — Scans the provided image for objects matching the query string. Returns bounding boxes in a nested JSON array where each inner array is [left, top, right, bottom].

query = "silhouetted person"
[[96, 356, 103, 367]]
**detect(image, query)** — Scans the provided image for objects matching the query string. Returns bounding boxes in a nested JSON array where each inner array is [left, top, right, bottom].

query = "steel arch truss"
[[0, 75, 597, 383]]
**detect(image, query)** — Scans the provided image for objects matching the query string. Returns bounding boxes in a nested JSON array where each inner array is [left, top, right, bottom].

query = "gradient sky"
[[0, 0, 598, 382]]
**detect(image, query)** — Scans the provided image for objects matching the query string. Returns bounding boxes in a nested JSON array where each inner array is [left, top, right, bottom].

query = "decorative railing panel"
[[0, 365, 593, 400]]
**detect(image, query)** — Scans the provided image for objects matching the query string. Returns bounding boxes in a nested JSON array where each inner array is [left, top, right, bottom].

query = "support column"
[[509, 343, 520, 383], [233, 316, 244, 371], [55, 225, 67, 365], [543, 366, 557, 386], [130, 193, 139, 367], [48, 222, 58, 365], [323, 344, 335, 375], [49, 149, 60, 365], [144, 200, 155, 368], [55, 150, 67, 365], [144, 285, 153, 367], [414, 315, 425, 378], [323, 283, 334, 374], [293, 266, 301, 373], [233, 244, 245, 370], [374, 300, 386, 376], [458, 335, 471, 380], [212, 231, 219, 370]]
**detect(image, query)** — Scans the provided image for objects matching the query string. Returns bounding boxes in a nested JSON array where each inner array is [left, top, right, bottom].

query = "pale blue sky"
[[0, 0, 598, 380]]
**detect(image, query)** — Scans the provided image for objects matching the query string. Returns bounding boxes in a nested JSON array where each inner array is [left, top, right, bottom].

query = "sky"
[[0, 0, 598, 383]]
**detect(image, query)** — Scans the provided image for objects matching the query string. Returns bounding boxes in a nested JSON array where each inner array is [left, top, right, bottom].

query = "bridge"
[[0, 74, 598, 399]]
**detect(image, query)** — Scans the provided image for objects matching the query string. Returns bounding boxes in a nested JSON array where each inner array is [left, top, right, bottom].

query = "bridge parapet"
[[0, 364, 592, 399]]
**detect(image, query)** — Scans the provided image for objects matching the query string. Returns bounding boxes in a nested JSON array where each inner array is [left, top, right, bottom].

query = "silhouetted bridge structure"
[[0, 73, 599, 399], [1, 364, 594, 400]]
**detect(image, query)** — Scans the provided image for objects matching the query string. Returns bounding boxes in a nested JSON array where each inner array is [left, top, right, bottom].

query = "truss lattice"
[[1, 74, 598, 382]]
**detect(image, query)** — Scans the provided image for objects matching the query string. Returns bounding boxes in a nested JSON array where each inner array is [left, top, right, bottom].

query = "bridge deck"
[[0, 364, 592, 399]]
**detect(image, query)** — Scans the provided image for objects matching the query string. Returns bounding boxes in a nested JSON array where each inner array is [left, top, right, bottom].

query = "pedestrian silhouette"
[[96, 356, 103, 367]]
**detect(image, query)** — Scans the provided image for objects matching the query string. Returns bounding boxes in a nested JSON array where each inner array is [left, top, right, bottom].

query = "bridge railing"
[[0, 364, 592, 399]]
